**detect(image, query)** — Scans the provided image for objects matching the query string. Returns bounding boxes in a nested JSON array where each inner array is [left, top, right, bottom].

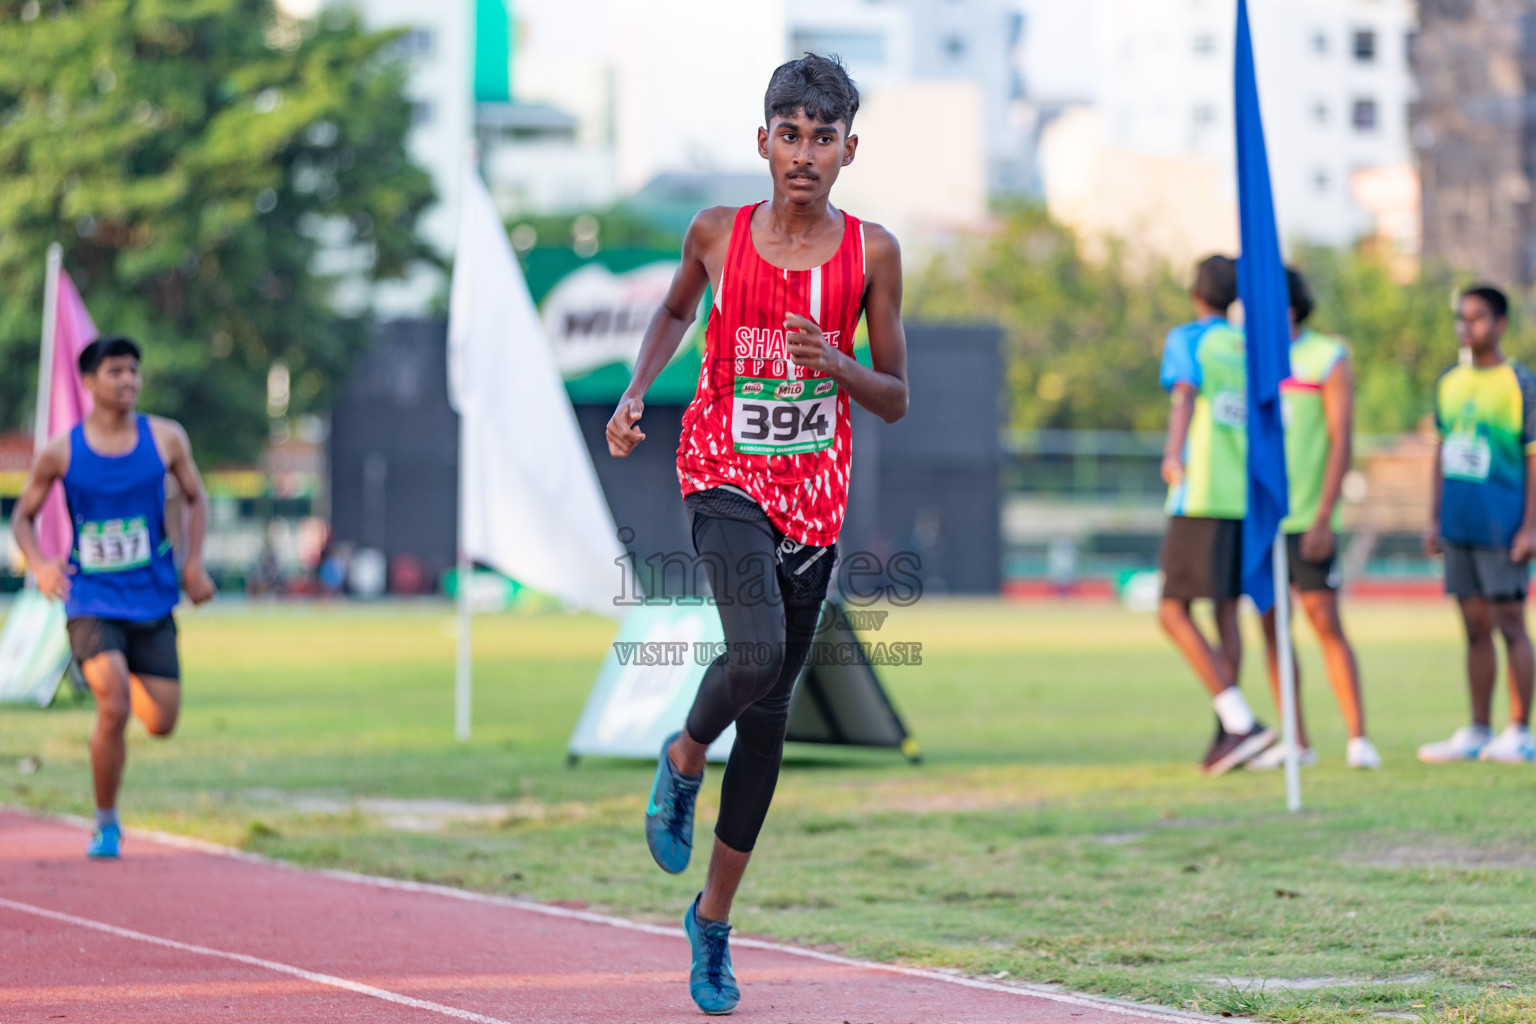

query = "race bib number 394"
[[732, 376, 837, 455], [77, 517, 152, 574]]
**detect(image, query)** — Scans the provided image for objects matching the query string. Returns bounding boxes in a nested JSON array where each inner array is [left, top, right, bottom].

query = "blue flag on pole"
[[1234, 0, 1289, 613]]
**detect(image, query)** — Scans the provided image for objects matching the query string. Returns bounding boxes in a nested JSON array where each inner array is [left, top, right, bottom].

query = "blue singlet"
[[61, 415, 180, 621]]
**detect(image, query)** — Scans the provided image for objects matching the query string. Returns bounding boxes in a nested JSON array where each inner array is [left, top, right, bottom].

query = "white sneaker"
[[1417, 725, 1492, 763], [1246, 743, 1317, 770], [1478, 725, 1536, 764], [1346, 736, 1381, 769]]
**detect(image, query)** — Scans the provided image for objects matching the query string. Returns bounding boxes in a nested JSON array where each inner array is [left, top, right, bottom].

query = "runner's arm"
[[1162, 384, 1196, 486], [1305, 356, 1355, 561], [785, 223, 908, 423], [1515, 453, 1536, 563], [10, 436, 72, 599], [1424, 438, 1443, 557], [607, 208, 730, 457], [156, 419, 216, 604]]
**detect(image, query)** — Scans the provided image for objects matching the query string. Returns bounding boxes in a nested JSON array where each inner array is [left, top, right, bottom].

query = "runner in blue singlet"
[[12, 336, 216, 858]]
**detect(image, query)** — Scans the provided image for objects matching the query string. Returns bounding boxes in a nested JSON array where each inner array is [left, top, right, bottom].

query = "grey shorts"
[[1444, 542, 1530, 602]]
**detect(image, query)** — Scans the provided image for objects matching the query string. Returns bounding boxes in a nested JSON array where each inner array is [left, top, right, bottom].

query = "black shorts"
[[66, 616, 180, 680], [684, 487, 837, 607], [1160, 516, 1242, 602], [1287, 532, 1341, 593]]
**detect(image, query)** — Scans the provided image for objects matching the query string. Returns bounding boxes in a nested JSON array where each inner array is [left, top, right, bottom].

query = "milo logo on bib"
[[77, 517, 153, 574], [731, 375, 836, 456]]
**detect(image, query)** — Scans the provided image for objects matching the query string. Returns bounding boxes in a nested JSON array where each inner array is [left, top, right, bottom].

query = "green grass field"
[[4, 598, 1535, 1023]]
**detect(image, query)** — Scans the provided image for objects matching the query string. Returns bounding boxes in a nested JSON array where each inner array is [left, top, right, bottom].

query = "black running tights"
[[684, 513, 827, 853]]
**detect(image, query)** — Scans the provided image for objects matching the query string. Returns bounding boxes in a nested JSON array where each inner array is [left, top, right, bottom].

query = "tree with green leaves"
[[0, 0, 435, 464], [908, 204, 1189, 433], [910, 205, 1536, 438], [1293, 245, 1536, 436]]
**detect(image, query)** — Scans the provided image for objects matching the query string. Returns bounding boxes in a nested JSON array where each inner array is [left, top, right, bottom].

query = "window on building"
[[1311, 100, 1329, 125], [1192, 104, 1216, 129], [790, 31, 886, 66], [944, 34, 967, 61], [392, 27, 435, 59], [1353, 29, 1376, 62], [1312, 168, 1330, 193], [1311, 30, 1328, 55], [411, 101, 434, 127], [1192, 33, 1215, 56], [1352, 98, 1378, 131]]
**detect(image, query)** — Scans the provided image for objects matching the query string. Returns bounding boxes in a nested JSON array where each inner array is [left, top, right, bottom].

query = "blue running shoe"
[[87, 823, 122, 859], [684, 893, 739, 1015], [645, 730, 701, 874]]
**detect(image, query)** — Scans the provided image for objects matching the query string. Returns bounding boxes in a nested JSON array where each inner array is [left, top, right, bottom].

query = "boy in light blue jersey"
[[1158, 255, 1275, 775]]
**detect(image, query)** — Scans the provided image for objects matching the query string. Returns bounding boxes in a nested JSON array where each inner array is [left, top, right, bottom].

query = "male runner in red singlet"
[[607, 54, 908, 1015]]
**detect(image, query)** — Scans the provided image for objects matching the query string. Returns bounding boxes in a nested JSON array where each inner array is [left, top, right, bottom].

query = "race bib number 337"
[[77, 517, 152, 574], [732, 376, 837, 455]]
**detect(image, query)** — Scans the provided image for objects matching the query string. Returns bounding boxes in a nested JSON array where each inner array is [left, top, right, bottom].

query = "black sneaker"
[[1202, 723, 1277, 776], [1200, 716, 1227, 767]]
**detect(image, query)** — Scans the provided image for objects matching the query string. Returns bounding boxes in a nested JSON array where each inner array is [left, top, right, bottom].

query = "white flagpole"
[[455, 412, 472, 743], [33, 244, 62, 458], [1273, 534, 1301, 811], [27, 244, 63, 591]]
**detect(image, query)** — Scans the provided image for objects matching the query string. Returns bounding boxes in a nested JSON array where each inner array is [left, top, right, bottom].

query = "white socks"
[[1213, 687, 1256, 735]]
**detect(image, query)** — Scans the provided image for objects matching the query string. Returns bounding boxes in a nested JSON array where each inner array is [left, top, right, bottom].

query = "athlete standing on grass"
[[606, 54, 908, 1016], [1419, 286, 1536, 765], [1158, 255, 1276, 776], [1249, 268, 1379, 771], [11, 336, 215, 858]]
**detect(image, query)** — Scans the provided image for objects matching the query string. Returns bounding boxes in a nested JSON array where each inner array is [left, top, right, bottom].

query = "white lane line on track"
[[133, 824, 1211, 1023], [0, 896, 515, 1024], [12, 810, 1214, 1023]]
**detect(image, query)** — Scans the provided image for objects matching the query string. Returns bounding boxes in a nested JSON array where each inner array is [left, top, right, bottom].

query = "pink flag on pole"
[[35, 271, 97, 563]]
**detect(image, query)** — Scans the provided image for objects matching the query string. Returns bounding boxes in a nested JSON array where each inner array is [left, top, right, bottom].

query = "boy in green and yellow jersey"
[[1419, 285, 1536, 765], [1158, 255, 1276, 776], [1250, 268, 1379, 771]]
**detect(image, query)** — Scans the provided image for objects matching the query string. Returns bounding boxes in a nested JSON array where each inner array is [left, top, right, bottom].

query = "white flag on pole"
[[447, 164, 623, 618]]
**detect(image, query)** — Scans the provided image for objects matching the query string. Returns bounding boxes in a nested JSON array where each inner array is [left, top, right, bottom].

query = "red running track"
[[0, 810, 1213, 1023]]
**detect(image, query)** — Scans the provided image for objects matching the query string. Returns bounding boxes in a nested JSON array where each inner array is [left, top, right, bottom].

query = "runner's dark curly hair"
[[764, 53, 860, 133]]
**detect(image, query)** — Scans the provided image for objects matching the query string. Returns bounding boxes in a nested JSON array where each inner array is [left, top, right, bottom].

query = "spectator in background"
[[317, 541, 349, 598], [1157, 255, 1276, 775], [1250, 267, 1378, 771], [1420, 285, 1536, 764]]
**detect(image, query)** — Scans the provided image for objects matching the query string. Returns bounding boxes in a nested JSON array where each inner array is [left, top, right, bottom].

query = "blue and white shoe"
[[684, 893, 739, 1015], [87, 823, 122, 859], [1479, 725, 1536, 763], [1418, 725, 1492, 763], [645, 731, 701, 874]]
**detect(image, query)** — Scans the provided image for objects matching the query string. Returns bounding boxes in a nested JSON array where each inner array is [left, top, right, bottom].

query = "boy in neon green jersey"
[[1420, 285, 1536, 765], [1250, 268, 1378, 771], [1158, 254, 1276, 775]]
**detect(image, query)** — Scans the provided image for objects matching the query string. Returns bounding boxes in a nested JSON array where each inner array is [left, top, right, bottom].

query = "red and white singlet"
[[676, 202, 868, 547]]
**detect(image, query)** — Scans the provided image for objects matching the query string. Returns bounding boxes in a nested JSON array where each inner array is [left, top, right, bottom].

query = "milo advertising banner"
[[524, 249, 704, 403]]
